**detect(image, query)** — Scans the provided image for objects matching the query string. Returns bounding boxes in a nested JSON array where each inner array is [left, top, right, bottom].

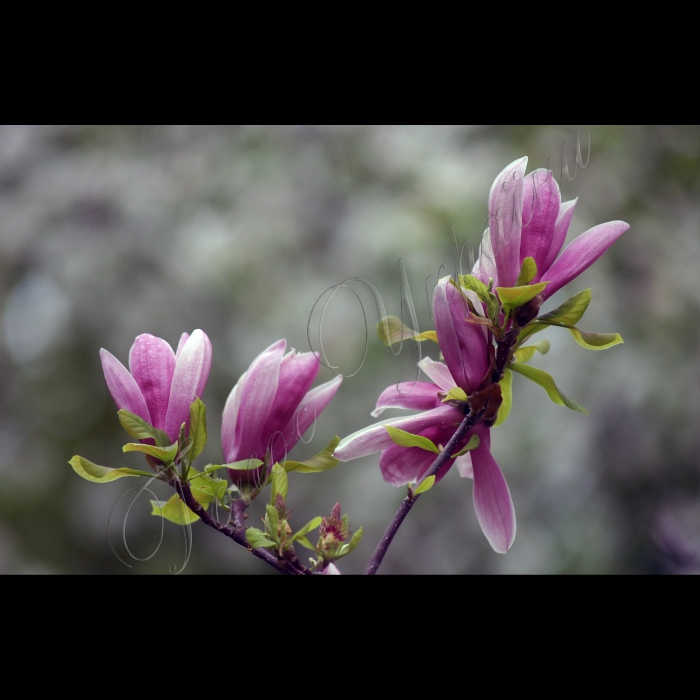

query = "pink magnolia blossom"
[[100, 330, 212, 442], [335, 278, 516, 553], [475, 157, 629, 296], [222, 339, 342, 481]]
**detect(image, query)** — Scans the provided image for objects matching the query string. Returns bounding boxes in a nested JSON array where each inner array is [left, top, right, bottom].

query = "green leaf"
[[284, 436, 341, 473], [385, 426, 439, 454], [413, 475, 436, 496], [514, 339, 551, 363], [291, 516, 323, 543], [569, 329, 624, 350], [496, 282, 548, 310], [206, 459, 264, 473], [246, 527, 277, 549], [265, 504, 280, 542], [516, 322, 547, 344], [515, 257, 538, 287], [337, 527, 364, 558], [117, 409, 170, 447], [510, 362, 587, 414], [122, 441, 179, 462], [493, 369, 513, 428], [150, 494, 199, 525], [451, 434, 480, 457], [459, 276, 499, 325], [538, 288, 591, 326], [458, 274, 490, 302], [377, 315, 438, 347], [294, 535, 316, 551], [441, 387, 468, 403], [188, 470, 227, 505], [70, 456, 153, 483], [270, 464, 288, 503], [188, 398, 207, 462]]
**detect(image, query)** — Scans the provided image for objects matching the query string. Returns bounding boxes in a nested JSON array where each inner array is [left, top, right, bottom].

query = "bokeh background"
[[1, 125, 699, 575]]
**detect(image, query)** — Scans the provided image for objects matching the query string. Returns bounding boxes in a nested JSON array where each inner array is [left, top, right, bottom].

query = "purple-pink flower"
[[222, 339, 342, 482], [100, 330, 212, 442], [476, 157, 629, 295], [335, 278, 516, 553]]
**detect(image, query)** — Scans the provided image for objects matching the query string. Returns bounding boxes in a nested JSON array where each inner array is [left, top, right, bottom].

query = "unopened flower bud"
[[514, 292, 544, 328]]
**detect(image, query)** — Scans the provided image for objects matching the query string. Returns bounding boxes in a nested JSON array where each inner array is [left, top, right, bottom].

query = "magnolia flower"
[[335, 278, 516, 553], [100, 330, 212, 442], [476, 157, 629, 295], [222, 339, 342, 481]]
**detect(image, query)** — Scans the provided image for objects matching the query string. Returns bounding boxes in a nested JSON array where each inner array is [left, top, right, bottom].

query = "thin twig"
[[364, 411, 478, 575]]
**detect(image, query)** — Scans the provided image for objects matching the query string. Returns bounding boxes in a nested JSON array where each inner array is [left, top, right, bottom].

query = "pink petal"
[[433, 278, 489, 394], [417, 357, 456, 392], [221, 370, 247, 463], [323, 563, 342, 575], [473, 227, 499, 287], [540, 220, 630, 300], [470, 424, 516, 553], [175, 333, 190, 359], [371, 381, 442, 418], [100, 349, 151, 423], [164, 329, 213, 441], [276, 375, 343, 462], [229, 339, 286, 462], [128, 334, 176, 432], [455, 452, 474, 479], [542, 198, 578, 274], [489, 156, 527, 288], [379, 441, 437, 487], [379, 425, 459, 486], [519, 169, 561, 277], [334, 404, 463, 462], [261, 350, 320, 456]]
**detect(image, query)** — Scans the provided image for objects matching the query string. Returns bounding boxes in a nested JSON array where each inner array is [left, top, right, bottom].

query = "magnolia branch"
[[364, 411, 480, 575], [173, 479, 310, 576]]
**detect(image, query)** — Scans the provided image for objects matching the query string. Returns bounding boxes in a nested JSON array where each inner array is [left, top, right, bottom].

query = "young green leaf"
[[493, 370, 513, 428], [413, 475, 436, 496], [337, 527, 364, 558], [538, 289, 591, 326], [291, 516, 323, 543], [377, 315, 438, 347], [117, 409, 170, 446], [265, 504, 280, 542], [246, 527, 277, 549], [205, 459, 264, 473], [459, 276, 500, 326], [188, 398, 207, 462], [514, 339, 551, 363], [451, 434, 481, 457], [458, 274, 490, 302], [515, 257, 538, 287], [70, 456, 153, 483], [385, 426, 439, 454], [270, 464, 288, 503], [441, 387, 468, 403], [510, 362, 587, 414], [188, 470, 227, 505], [284, 436, 341, 473], [294, 535, 316, 551], [496, 282, 548, 310], [150, 494, 200, 525], [123, 441, 179, 462], [569, 329, 624, 350]]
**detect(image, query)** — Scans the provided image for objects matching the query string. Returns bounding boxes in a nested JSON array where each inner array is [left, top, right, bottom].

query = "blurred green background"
[[1, 125, 698, 574]]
